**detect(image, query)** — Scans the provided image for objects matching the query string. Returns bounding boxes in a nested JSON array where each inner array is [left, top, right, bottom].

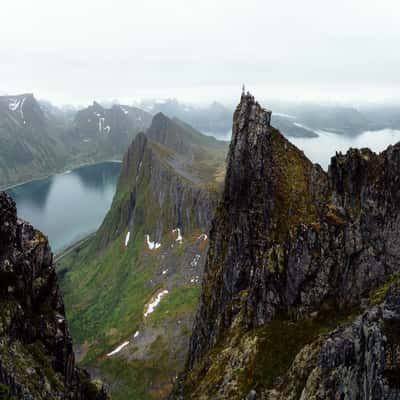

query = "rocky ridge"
[[0, 192, 109, 399], [172, 93, 400, 399]]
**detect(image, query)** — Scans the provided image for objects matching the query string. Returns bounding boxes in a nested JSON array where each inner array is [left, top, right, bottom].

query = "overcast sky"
[[2, 0, 400, 105]]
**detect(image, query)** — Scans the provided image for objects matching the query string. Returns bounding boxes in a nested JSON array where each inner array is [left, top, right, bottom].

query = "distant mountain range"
[[2, 93, 400, 188], [0, 94, 152, 188], [0, 94, 69, 187], [140, 97, 400, 139]]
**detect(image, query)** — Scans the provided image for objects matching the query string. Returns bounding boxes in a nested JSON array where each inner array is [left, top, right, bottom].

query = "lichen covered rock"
[[173, 93, 400, 399], [0, 191, 109, 399]]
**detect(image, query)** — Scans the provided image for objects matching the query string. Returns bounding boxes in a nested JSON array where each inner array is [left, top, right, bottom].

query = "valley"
[[4, 92, 400, 399]]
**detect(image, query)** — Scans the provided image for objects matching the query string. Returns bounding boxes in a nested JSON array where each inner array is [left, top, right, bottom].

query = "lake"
[[7, 162, 121, 253]]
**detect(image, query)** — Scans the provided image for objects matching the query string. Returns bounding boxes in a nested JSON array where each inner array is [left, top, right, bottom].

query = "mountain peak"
[[92, 100, 104, 110], [152, 111, 170, 125], [234, 91, 272, 139], [175, 94, 400, 399], [146, 113, 190, 154]]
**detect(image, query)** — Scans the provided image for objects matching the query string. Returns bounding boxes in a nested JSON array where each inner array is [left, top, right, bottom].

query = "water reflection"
[[7, 162, 120, 252]]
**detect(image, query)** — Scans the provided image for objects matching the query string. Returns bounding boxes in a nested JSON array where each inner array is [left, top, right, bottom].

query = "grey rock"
[[0, 191, 109, 399], [173, 93, 400, 399]]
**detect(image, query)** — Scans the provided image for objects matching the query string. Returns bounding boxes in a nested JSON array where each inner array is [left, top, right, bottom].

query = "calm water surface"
[[7, 162, 121, 252], [290, 128, 400, 170]]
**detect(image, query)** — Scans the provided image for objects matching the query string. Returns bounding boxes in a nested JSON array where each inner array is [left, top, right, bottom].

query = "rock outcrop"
[[0, 192, 109, 399], [173, 93, 400, 399]]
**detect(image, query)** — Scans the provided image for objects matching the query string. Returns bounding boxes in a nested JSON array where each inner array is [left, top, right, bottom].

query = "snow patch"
[[144, 290, 169, 317], [190, 254, 201, 268], [145, 235, 161, 250], [125, 232, 130, 247], [172, 228, 183, 243], [134, 331, 139, 338], [99, 117, 105, 132], [162, 269, 168, 275], [107, 341, 129, 357], [20, 97, 26, 120], [120, 106, 129, 115], [8, 96, 26, 121], [8, 99, 20, 111]]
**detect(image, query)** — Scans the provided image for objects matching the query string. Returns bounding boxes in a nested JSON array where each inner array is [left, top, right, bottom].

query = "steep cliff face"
[[96, 131, 216, 250], [57, 115, 228, 399], [0, 192, 108, 399], [175, 93, 400, 399]]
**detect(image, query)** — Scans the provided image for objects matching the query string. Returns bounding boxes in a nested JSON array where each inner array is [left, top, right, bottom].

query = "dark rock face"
[[174, 93, 400, 399], [97, 131, 218, 250], [147, 113, 193, 155], [292, 283, 400, 400], [0, 192, 108, 399]]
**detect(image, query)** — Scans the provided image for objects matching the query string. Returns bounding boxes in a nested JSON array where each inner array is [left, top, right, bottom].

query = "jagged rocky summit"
[[0, 192, 109, 399], [172, 92, 400, 399]]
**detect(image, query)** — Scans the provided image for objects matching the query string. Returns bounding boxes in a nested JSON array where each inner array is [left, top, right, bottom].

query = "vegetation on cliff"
[[173, 93, 400, 400]]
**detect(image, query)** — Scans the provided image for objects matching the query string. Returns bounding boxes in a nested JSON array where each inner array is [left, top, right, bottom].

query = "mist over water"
[[208, 128, 400, 171], [290, 129, 400, 170]]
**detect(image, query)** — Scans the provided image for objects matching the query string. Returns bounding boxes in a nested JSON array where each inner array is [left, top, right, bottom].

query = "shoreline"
[[54, 231, 96, 263], [1, 158, 122, 191]]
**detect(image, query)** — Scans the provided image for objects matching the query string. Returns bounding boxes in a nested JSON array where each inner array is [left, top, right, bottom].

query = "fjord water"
[[7, 162, 121, 252], [290, 128, 400, 170], [209, 128, 400, 170]]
